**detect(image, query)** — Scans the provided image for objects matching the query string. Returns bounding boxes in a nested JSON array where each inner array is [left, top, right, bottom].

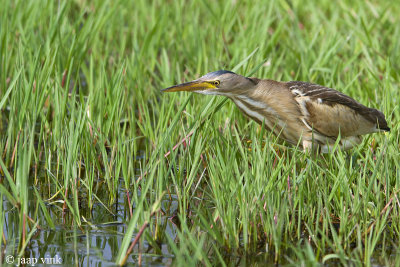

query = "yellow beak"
[[161, 81, 216, 92]]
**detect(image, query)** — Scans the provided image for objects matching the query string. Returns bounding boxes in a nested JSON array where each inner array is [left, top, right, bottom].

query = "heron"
[[162, 70, 390, 153]]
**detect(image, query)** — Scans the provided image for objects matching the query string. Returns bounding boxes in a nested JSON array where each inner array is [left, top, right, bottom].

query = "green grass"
[[1, 0, 399, 266]]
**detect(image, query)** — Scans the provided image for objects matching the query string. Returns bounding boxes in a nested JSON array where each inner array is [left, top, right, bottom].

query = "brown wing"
[[286, 81, 390, 137]]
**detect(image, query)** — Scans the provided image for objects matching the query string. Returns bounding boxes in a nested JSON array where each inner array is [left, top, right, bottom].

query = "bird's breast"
[[230, 96, 303, 143]]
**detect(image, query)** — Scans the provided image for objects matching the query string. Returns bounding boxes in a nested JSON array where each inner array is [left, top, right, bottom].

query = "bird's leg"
[[302, 140, 312, 152], [302, 140, 314, 152], [302, 140, 321, 156]]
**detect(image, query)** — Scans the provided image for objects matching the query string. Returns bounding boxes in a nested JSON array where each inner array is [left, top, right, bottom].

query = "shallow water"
[[1, 176, 179, 266], [1, 173, 398, 266]]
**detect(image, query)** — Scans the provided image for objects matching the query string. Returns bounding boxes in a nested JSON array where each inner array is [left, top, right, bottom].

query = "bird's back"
[[286, 81, 390, 135], [236, 79, 390, 150]]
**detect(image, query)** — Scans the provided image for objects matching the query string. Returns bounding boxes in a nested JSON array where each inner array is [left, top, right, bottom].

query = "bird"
[[162, 70, 390, 153]]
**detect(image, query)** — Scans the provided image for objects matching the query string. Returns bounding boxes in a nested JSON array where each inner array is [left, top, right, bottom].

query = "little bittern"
[[162, 70, 390, 152]]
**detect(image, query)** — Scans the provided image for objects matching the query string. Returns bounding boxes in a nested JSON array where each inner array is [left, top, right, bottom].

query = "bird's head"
[[161, 70, 256, 96]]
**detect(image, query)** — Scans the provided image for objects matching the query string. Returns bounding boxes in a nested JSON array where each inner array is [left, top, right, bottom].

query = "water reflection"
[[2, 177, 176, 266]]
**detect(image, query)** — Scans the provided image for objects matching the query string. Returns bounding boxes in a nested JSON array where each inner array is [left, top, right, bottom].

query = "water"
[[1, 177, 177, 266], [1, 171, 398, 266]]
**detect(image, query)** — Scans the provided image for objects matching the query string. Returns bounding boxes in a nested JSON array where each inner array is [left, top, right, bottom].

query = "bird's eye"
[[213, 80, 220, 86]]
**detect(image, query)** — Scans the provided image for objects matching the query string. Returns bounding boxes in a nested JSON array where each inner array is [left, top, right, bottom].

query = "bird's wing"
[[286, 81, 389, 138]]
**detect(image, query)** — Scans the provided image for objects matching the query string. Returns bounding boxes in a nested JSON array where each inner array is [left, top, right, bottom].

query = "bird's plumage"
[[162, 70, 389, 152], [287, 81, 390, 132], [202, 70, 236, 78]]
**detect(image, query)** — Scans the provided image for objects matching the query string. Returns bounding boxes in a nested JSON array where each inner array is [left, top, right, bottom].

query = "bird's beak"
[[161, 81, 215, 93]]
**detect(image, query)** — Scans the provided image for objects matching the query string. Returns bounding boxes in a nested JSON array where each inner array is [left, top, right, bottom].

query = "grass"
[[0, 0, 399, 266]]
